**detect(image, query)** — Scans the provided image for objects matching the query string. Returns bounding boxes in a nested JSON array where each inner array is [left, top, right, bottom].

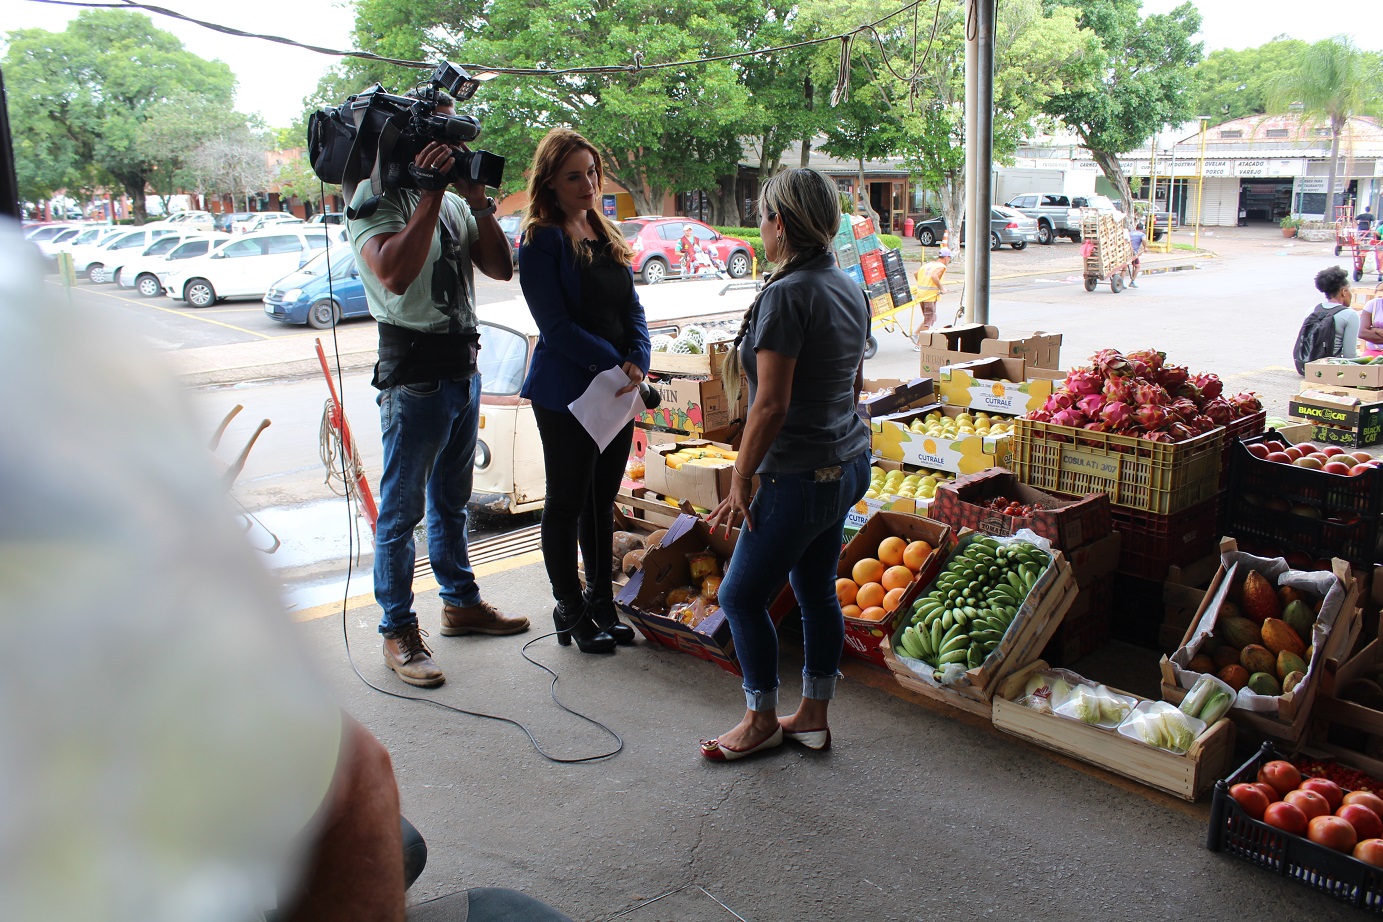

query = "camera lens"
[[434, 115, 480, 143]]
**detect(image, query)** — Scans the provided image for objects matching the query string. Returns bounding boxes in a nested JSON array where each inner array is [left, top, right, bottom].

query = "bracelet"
[[733, 465, 752, 480]]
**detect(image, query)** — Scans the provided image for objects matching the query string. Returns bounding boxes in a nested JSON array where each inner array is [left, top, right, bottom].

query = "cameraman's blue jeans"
[[719, 450, 870, 712], [373, 375, 483, 634]]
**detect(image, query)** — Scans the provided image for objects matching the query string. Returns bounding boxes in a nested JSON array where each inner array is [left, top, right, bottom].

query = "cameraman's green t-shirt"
[[346, 186, 478, 334]]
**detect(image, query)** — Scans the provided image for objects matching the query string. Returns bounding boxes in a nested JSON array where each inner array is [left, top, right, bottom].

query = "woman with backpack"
[[1294, 266, 1359, 373]]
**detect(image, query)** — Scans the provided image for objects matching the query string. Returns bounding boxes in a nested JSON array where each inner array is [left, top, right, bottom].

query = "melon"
[[650, 334, 675, 352], [1218, 664, 1249, 691], [1247, 672, 1282, 697], [1240, 643, 1276, 676], [1261, 618, 1308, 657], [1241, 570, 1281, 623], [1276, 650, 1307, 680], [1219, 615, 1262, 651]]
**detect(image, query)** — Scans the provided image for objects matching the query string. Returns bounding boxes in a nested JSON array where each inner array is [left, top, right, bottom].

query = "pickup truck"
[[1002, 192, 1084, 245]]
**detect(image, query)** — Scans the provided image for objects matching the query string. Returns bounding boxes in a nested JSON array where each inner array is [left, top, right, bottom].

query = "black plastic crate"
[[1108, 494, 1221, 581], [1209, 741, 1383, 914], [1218, 410, 1267, 488], [1224, 431, 1383, 567]]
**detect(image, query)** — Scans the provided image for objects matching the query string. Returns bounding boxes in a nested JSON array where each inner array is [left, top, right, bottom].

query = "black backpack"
[[1293, 303, 1347, 374]]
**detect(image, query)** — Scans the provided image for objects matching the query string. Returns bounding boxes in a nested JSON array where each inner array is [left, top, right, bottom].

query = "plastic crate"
[[931, 468, 1112, 552], [1012, 419, 1224, 514], [1219, 410, 1268, 488], [1108, 494, 1221, 581], [1209, 741, 1383, 914], [1224, 431, 1383, 567]]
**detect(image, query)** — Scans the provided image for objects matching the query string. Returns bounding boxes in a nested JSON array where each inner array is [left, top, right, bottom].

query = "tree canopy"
[[1190, 38, 1308, 123]]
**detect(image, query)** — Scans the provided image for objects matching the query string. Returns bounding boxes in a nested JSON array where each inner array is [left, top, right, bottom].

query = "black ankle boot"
[[585, 590, 635, 645], [554, 597, 616, 653]]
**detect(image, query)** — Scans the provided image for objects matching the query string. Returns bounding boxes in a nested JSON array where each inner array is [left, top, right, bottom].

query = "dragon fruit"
[[1091, 349, 1134, 378], [1142, 431, 1175, 443], [1127, 349, 1166, 373], [1064, 369, 1103, 398], [1103, 376, 1134, 404], [1134, 404, 1171, 431], [1042, 392, 1075, 413], [1133, 380, 1170, 408], [1229, 392, 1263, 417], [1077, 395, 1106, 419], [1084, 420, 1113, 433], [1101, 401, 1135, 430], [1203, 398, 1234, 425], [1157, 364, 1190, 390], [1188, 414, 1216, 435], [1174, 382, 1203, 403], [1028, 409, 1054, 423], [1169, 398, 1199, 422], [1192, 373, 1223, 401], [1166, 422, 1195, 442], [1051, 408, 1087, 429]]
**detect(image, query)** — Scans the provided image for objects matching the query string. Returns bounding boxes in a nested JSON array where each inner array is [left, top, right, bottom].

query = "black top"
[[577, 239, 632, 351]]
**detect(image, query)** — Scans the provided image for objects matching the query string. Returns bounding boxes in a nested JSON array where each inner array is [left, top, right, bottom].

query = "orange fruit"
[[883, 586, 906, 612], [878, 536, 907, 567], [835, 578, 858, 607], [881, 565, 914, 592], [855, 581, 886, 610], [902, 540, 932, 572], [852, 557, 884, 585], [859, 606, 888, 622], [842, 604, 862, 620]]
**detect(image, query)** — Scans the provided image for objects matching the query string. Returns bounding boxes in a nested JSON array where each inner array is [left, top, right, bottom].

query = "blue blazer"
[[519, 224, 651, 412]]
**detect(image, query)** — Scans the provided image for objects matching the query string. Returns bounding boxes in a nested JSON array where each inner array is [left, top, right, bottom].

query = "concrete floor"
[[297, 557, 1362, 922]]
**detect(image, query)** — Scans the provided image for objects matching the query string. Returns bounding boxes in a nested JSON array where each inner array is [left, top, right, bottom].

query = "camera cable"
[[317, 186, 621, 762]]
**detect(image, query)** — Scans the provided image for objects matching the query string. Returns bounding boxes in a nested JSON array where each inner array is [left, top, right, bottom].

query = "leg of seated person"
[[281, 717, 406, 922]]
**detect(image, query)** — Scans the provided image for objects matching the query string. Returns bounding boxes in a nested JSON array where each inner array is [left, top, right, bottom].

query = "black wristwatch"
[[470, 197, 496, 218]]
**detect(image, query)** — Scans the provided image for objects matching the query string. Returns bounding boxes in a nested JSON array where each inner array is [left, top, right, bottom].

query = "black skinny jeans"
[[533, 404, 634, 605]]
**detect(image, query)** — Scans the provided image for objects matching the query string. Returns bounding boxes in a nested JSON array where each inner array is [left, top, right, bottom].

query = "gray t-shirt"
[[742, 254, 871, 473]]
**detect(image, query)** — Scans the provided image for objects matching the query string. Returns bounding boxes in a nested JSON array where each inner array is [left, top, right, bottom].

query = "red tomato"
[[1285, 789, 1331, 821], [1250, 782, 1281, 804], [1300, 777, 1344, 811], [1263, 801, 1309, 836], [1229, 783, 1270, 820], [1258, 760, 1302, 797], [1338, 803, 1383, 841], [1344, 791, 1383, 816], [1309, 815, 1359, 853], [1355, 839, 1383, 868]]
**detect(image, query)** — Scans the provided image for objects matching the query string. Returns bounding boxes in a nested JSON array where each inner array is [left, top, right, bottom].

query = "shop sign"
[[1270, 160, 1304, 177], [1374, 159, 1383, 177], [1202, 160, 1230, 177], [1235, 160, 1268, 177], [1299, 177, 1328, 193]]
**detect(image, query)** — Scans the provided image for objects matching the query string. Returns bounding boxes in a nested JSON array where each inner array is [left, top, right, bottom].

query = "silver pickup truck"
[[1003, 192, 1084, 245]]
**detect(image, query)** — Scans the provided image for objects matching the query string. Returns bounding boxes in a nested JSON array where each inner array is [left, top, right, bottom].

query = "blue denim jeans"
[[720, 450, 870, 712], [373, 375, 482, 634]]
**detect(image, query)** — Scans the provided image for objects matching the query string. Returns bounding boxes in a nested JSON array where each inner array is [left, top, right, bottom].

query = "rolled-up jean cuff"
[[802, 671, 842, 702], [743, 685, 779, 713]]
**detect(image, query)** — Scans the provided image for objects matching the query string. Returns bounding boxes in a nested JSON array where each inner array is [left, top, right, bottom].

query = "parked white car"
[[33, 226, 84, 257], [69, 228, 178, 283], [112, 231, 231, 296], [146, 211, 215, 233], [232, 212, 304, 235], [163, 226, 346, 307]]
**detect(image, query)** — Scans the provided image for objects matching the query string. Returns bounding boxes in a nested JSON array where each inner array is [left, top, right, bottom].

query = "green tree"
[[187, 127, 273, 214], [4, 9, 238, 222], [1040, 0, 1203, 221], [1190, 38, 1308, 122], [276, 153, 339, 215], [1268, 36, 1383, 213]]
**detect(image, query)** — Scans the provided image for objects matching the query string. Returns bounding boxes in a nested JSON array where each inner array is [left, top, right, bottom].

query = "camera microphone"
[[638, 381, 660, 410]]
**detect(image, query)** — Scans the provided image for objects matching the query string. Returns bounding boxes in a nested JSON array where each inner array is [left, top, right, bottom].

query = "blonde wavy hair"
[[521, 128, 633, 267]]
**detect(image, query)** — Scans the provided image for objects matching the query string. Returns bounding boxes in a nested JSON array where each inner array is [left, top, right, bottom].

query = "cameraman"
[[348, 91, 529, 690]]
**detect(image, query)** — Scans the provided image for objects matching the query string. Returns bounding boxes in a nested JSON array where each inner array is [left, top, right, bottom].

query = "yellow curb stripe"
[[291, 549, 546, 623], [46, 278, 275, 340]]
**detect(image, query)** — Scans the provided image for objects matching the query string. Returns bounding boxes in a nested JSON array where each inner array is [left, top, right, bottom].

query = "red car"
[[619, 217, 754, 284]]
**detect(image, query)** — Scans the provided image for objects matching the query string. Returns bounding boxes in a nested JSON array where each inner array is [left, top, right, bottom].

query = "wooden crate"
[[879, 633, 995, 719], [993, 659, 1236, 802], [1311, 637, 1383, 776], [647, 340, 734, 377]]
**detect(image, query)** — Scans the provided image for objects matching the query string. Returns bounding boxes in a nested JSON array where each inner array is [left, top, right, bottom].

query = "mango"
[[1247, 671, 1282, 697], [1261, 618, 1307, 657], [1240, 643, 1276, 676], [1276, 650, 1307, 680]]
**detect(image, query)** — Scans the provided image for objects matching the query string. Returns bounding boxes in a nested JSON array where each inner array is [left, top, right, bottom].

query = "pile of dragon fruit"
[[1026, 348, 1263, 443]]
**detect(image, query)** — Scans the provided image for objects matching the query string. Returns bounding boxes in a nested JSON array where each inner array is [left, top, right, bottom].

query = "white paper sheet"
[[568, 366, 642, 452]]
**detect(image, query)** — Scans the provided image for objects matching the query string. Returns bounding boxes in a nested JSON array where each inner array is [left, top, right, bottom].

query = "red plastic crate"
[[932, 468, 1111, 552], [1108, 494, 1221, 581]]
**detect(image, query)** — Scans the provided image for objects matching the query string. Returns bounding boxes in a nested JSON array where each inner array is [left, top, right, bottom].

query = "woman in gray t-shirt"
[[700, 169, 871, 762]]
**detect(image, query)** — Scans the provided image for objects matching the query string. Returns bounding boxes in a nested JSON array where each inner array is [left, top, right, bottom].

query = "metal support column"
[[963, 0, 996, 323]]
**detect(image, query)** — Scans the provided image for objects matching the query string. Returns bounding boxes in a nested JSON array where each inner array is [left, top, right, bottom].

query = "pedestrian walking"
[[1127, 222, 1146, 287], [700, 168, 871, 761], [911, 247, 951, 348]]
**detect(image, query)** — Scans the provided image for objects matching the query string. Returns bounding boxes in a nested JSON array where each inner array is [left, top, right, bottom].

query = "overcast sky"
[[2, 0, 1380, 129]]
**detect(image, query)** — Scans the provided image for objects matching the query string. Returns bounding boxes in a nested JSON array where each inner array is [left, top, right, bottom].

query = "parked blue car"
[[262, 245, 372, 328]]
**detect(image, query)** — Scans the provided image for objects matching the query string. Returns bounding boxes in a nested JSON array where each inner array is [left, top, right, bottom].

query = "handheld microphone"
[[638, 381, 660, 410]]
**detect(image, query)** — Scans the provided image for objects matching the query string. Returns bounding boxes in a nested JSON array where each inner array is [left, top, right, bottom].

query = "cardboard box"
[[1288, 387, 1383, 448], [993, 659, 1236, 802], [647, 339, 734, 378], [635, 374, 745, 437], [938, 356, 1056, 416], [1067, 531, 1122, 587], [858, 377, 936, 418], [643, 438, 737, 510], [870, 404, 1012, 475], [838, 512, 951, 668], [914, 324, 1063, 378], [842, 494, 929, 538], [930, 467, 1112, 552], [1304, 359, 1383, 390]]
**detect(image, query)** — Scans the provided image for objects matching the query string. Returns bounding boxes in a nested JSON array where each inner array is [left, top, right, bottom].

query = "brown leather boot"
[[383, 624, 445, 688], [440, 600, 530, 636]]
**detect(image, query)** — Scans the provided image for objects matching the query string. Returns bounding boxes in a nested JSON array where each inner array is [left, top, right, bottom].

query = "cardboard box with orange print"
[[869, 404, 1011, 475], [938, 356, 1059, 416]]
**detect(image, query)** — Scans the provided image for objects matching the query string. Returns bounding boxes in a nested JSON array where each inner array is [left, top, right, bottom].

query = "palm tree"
[[1269, 37, 1382, 215]]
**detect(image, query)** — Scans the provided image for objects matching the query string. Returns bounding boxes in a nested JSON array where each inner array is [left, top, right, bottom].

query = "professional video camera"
[[308, 61, 504, 209]]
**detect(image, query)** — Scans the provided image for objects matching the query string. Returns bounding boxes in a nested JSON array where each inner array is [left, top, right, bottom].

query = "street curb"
[[177, 351, 377, 389]]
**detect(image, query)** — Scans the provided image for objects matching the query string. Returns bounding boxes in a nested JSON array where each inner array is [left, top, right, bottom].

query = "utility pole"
[[963, 0, 996, 323]]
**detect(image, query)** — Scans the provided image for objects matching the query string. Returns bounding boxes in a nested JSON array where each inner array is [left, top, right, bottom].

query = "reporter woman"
[[701, 169, 871, 761], [518, 128, 650, 654]]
